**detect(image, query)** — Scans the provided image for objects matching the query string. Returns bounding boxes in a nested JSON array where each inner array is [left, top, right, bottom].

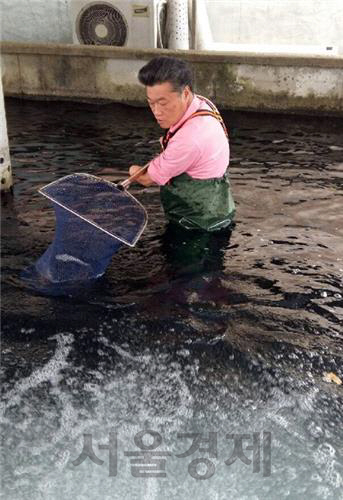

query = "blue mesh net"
[[22, 174, 147, 293]]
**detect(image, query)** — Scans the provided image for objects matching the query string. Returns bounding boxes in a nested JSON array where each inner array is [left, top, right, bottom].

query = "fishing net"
[[22, 173, 147, 288]]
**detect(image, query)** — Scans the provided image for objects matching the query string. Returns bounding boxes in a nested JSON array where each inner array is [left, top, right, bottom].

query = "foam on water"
[[1, 333, 74, 412], [1, 317, 343, 500]]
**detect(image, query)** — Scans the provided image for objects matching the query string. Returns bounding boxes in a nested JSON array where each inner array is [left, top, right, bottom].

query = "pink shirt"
[[148, 95, 230, 186]]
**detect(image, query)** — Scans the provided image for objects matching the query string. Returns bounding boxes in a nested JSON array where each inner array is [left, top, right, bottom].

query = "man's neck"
[[186, 92, 194, 109]]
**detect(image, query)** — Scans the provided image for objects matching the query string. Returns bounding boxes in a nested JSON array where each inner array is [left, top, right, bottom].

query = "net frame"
[[39, 173, 148, 247]]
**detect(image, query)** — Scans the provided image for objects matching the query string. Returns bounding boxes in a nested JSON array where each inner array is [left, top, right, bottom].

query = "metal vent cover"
[[76, 2, 128, 46]]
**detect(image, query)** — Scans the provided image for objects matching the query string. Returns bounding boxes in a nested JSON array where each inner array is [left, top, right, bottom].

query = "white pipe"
[[194, 0, 213, 50], [0, 66, 13, 192], [167, 0, 189, 50]]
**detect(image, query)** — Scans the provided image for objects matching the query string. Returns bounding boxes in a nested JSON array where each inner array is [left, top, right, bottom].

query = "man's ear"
[[183, 85, 192, 99]]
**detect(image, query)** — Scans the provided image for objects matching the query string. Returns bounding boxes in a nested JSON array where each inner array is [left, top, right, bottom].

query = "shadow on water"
[[1, 98, 343, 500]]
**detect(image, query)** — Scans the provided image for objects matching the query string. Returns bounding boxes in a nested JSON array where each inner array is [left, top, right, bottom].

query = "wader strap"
[[162, 96, 229, 151], [196, 95, 229, 139]]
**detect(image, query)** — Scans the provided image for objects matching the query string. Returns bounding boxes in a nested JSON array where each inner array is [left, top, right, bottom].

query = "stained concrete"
[[1, 42, 343, 115]]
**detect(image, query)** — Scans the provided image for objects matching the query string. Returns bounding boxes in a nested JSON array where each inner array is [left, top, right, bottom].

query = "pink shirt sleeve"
[[148, 134, 201, 186]]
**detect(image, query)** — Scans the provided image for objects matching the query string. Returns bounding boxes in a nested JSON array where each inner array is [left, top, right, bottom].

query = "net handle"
[[119, 163, 150, 190]]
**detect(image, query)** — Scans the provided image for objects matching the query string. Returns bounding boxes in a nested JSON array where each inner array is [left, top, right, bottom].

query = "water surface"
[[1, 98, 343, 500]]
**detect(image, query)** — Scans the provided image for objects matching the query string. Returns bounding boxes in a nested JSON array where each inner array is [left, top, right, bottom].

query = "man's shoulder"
[[181, 111, 227, 143]]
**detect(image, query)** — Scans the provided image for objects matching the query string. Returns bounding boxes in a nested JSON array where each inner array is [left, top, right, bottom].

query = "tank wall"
[[1, 43, 343, 115]]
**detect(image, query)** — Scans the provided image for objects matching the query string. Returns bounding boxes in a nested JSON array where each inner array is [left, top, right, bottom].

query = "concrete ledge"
[[2, 41, 343, 68], [1, 42, 343, 115]]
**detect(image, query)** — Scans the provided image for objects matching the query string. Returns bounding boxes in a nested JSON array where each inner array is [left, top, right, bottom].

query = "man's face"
[[146, 81, 191, 129]]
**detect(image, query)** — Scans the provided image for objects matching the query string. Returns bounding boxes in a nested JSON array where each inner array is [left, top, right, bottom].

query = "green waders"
[[160, 172, 235, 232]]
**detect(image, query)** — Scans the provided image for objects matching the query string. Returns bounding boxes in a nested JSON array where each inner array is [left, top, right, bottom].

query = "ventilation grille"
[[76, 2, 128, 46]]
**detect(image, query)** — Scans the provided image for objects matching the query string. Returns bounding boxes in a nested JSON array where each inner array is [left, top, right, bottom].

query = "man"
[[129, 56, 235, 233]]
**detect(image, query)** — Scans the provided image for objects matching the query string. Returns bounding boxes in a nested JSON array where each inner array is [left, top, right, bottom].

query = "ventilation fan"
[[70, 0, 167, 48]]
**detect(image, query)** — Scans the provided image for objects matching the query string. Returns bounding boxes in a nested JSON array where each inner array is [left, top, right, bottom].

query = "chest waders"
[[160, 95, 235, 232]]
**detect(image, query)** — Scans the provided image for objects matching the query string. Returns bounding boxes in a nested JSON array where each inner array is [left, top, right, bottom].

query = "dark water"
[[1, 98, 343, 500]]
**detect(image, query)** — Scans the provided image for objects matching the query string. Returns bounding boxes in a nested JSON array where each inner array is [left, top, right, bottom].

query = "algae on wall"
[[1, 43, 343, 115]]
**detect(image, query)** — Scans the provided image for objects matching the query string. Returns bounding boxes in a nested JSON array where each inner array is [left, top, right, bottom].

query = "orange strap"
[[162, 97, 228, 150]]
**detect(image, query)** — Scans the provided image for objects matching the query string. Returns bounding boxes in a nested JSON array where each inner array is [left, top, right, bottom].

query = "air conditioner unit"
[[70, 0, 167, 48]]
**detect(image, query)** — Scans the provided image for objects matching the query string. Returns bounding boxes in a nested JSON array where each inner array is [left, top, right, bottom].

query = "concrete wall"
[[206, 0, 343, 54], [0, 68, 13, 191], [1, 42, 343, 115], [0, 0, 72, 43], [1, 0, 343, 55]]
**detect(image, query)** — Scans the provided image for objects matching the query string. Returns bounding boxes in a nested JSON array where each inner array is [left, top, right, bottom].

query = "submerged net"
[[22, 173, 147, 288]]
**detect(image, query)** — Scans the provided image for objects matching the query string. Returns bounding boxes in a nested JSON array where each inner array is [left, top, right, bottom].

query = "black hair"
[[138, 56, 193, 93]]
